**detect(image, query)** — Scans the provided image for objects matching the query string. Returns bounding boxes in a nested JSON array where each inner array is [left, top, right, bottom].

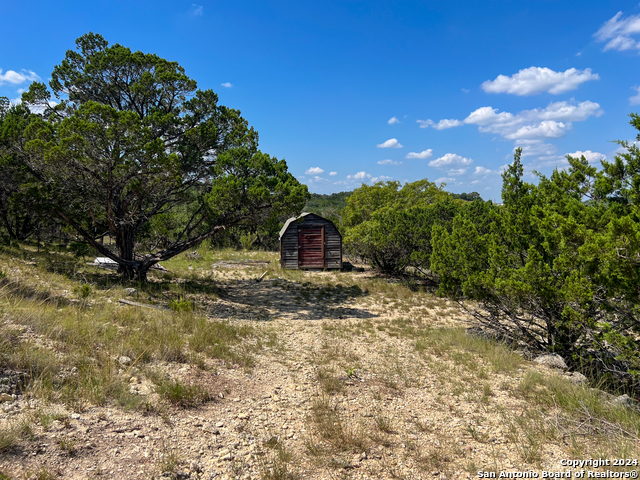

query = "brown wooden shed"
[[279, 213, 342, 270]]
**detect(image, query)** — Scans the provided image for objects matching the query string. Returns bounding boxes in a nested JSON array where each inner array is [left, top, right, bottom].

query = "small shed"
[[279, 213, 342, 270]]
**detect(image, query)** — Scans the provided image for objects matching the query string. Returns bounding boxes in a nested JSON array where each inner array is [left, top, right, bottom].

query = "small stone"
[[119, 356, 132, 366], [612, 394, 635, 408], [564, 371, 588, 385], [0, 393, 13, 403], [216, 422, 224, 428], [534, 354, 568, 370], [70, 413, 80, 420], [124, 288, 137, 296]]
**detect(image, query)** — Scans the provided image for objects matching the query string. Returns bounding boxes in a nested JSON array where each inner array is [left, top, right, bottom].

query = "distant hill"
[[451, 191, 483, 202], [304, 191, 352, 217]]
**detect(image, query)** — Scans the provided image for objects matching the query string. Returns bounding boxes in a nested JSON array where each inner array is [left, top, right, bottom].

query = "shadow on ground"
[[210, 278, 378, 322]]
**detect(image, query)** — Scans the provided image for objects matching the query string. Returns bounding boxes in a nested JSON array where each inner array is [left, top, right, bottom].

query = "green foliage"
[[68, 242, 92, 259], [154, 378, 213, 408], [0, 100, 50, 242], [18, 32, 308, 280], [451, 191, 483, 201], [304, 191, 352, 228], [343, 179, 459, 275], [73, 283, 92, 300], [432, 139, 640, 393], [168, 298, 193, 313]]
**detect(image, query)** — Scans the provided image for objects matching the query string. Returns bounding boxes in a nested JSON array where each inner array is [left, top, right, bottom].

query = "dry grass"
[[1, 244, 639, 478]]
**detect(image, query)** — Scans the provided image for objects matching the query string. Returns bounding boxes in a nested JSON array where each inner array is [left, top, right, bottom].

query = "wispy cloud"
[[474, 166, 495, 175], [221, 82, 233, 88], [329, 171, 337, 176], [594, 11, 640, 52], [190, 3, 204, 16], [376, 138, 403, 148], [387, 116, 400, 124], [305, 167, 324, 175], [370, 175, 392, 183], [0, 69, 40, 86], [526, 150, 606, 170], [631, 86, 640, 105], [378, 159, 402, 165], [482, 67, 599, 96], [416, 119, 463, 130], [405, 149, 433, 159], [434, 177, 456, 185]]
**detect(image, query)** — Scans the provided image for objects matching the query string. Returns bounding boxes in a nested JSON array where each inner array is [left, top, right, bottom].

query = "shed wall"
[[280, 214, 342, 270]]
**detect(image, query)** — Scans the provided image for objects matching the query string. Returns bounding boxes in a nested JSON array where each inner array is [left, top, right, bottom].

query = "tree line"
[[342, 133, 640, 395]]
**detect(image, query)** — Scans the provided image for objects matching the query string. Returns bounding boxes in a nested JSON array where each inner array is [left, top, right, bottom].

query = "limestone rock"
[[564, 371, 588, 385], [612, 394, 635, 408], [534, 354, 568, 370]]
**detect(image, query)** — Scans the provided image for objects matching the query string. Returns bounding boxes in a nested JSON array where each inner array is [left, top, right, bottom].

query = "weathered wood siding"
[[280, 213, 342, 270]]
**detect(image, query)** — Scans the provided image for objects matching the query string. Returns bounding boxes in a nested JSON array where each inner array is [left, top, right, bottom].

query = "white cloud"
[[524, 149, 606, 171], [221, 82, 233, 88], [429, 153, 473, 169], [481, 67, 599, 96], [11, 96, 58, 112], [518, 143, 558, 158], [305, 167, 324, 175], [461, 88, 470, 93], [416, 119, 434, 128], [376, 138, 403, 148], [347, 171, 371, 180], [370, 175, 392, 183], [448, 168, 467, 175], [329, 171, 337, 176], [0, 69, 40, 86], [416, 118, 463, 130], [434, 177, 456, 185], [594, 11, 640, 52], [305, 175, 329, 183], [565, 150, 606, 164], [474, 166, 494, 175], [631, 86, 640, 105], [378, 159, 402, 165], [191, 3, 204, 15], [504, 121, 568, 140], [463, 100, 603, 142], [471, 180, 480, 184], [405, 149, 433, 159], [388, 116, 400, 124], [433, 119, 464, 130]]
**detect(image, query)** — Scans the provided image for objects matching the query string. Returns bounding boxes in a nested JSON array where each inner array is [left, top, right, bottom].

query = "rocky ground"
[[0, 261, 638, 480]]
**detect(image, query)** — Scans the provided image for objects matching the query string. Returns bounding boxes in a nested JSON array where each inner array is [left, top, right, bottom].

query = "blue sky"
[[3, 1, 640, 201]]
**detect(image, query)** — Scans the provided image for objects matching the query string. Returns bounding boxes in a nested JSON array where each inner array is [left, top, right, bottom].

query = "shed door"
[[298, 225, 325, 268]]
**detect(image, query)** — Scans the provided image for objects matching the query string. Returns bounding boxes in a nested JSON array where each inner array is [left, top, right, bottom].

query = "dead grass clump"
[[260, 437, 299, 480], [309, 395, 368, 455]]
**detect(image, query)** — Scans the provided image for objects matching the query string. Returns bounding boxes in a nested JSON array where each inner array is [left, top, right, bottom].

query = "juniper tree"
[[19, 33, 308, 280]]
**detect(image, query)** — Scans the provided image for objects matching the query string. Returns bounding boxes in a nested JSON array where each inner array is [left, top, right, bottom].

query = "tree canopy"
[[12, 32, 308, 279]]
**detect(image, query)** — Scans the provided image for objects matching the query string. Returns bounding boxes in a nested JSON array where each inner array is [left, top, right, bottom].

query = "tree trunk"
[[115, 227, 148, 281]]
